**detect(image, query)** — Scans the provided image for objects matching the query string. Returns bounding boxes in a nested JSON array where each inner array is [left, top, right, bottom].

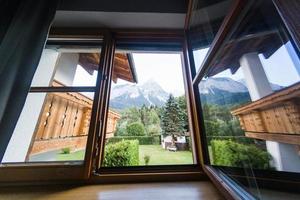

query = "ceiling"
[[53, 11, 186, 29], [52, 0, 231, 29], [53, 0, 188, 29]]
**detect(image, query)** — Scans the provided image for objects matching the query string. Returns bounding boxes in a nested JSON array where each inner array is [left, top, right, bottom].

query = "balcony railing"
[[231, 82, 300, 145], [28, 85, 120, 156]]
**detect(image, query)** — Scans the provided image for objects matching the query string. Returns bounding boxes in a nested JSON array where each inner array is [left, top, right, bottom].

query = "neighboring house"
[[161, 133, 189, 151]]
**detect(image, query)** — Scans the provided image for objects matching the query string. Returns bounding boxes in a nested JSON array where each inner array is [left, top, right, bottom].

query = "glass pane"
[[31, 45, 101, 87], [197, 0, 300, 198], [1, 92, 94, 163], [189, 0, 233, 73], [102, 52, 195, 167]]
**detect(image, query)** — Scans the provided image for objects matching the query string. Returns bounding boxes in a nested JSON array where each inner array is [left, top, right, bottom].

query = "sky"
[[112, 53, 186, 96], [193, 41, 300, 87], [73, 52, 186, 96], [73, 41, 300, 93]]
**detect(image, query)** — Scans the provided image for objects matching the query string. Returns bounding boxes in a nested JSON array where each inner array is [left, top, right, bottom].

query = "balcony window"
[[190, 0, 300, 198]]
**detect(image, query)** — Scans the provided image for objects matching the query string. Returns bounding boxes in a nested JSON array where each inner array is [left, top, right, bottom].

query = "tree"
[[176, 95, 189, 132], [126, 122, 146, 136], [161, 94, 185, 142]]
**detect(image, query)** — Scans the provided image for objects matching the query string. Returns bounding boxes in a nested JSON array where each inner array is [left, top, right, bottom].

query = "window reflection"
[[198, 0, 300, 175]]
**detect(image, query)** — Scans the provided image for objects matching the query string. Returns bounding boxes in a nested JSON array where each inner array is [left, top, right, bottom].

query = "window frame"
[[0, 29, 206, 184], [93, 31, 203, 174], [187, 0, 300, 197]]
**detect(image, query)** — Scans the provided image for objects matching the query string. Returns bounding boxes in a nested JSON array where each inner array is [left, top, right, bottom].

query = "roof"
[[78, 52, 137, 83], [206, 31, 286, 77]]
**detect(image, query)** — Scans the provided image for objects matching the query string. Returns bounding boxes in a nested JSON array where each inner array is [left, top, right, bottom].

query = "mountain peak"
[[110, 80, 169, 109]]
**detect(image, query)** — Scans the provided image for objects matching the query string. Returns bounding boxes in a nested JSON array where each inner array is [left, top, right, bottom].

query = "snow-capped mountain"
[[199, 77, 248, 94], [198, 77, 283, 105], [199, 77, 251, 105], [237, 79, 283, 91], [110, 80, 169, 109]]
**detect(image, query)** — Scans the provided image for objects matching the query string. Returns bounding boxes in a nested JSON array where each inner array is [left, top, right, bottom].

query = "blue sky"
[[193, 41, 300, 87]]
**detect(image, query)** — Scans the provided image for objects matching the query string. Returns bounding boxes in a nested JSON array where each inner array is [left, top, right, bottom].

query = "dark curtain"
[[0, 0, 59, 161]]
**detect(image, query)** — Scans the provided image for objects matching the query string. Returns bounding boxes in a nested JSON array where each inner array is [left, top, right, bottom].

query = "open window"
[[101, 52, 195, 167], [95, 39, 199, 171], [188, 0, 300, 198]]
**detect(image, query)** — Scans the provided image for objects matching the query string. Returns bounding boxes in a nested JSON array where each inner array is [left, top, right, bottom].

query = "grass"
[[56, 150, 85, 161], [139, 145, 193, 165], [55, 145, 193, 165]]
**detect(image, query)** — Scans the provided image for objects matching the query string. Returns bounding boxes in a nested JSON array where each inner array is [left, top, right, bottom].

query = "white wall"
[[54, 53, 79, 86], [2, 49, 59, 162]]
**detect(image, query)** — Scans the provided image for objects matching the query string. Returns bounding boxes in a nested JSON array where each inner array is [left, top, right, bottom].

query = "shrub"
[[126, 122, 145, 136], [146, 124, 161, 136], [107, 136, 160, 145], [61, 147, 71, 154], [186, 136, 192, 151], [115, 121, 128, 136], [144, 155, 151, 165], [211, 140, 272, 170], [103, 140, 139, 167]]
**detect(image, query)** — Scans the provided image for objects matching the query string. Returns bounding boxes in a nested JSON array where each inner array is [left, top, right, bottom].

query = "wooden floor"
[[0, 181, 224, 200]]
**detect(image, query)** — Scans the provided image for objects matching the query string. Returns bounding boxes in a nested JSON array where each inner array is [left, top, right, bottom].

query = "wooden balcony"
[[231, 82, 300, 145], [28, 89, 120, 156]]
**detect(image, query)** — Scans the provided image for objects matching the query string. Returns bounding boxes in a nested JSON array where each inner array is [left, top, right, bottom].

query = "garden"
[[57, 144, 193, 165], [56, 95, 194, 166]]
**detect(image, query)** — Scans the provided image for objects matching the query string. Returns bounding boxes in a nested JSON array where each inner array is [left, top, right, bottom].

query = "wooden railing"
[[231, 82, 300, 145], [34, 92, 93, 141], [29, 82, 121, 155]]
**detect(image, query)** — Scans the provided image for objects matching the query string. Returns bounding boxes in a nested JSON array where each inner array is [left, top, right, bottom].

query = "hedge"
[[211, 140, 272, 170], [102, 140, 139, 167], [107, 136, 161, 145]]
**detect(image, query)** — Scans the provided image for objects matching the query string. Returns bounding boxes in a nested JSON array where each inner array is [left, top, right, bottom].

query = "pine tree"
[[176, 95, 189, 132], [161, 94, 185, 141]]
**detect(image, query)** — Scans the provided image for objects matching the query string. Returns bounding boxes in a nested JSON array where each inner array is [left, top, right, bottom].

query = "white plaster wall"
[[177, 136, 186, 143], [240, 53, 272, 101], [278, 143, 300, 173], [285, 41, 300, 76], [2, 49, 59, 162], [54, 53, 79, 86]]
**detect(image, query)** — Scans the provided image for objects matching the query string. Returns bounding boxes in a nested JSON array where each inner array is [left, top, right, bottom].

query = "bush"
[[103, 140, 139, 167], [144, 155, 151, 165], [107, 136, 160, 145], [211, 140, 272, 170], [146, 124, 161, 136], [61, 147, 71, 154], [126, 122, 145, 136], [186, 136, 192, 151]]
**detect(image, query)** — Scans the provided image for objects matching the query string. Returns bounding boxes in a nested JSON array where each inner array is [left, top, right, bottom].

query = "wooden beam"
[[184, 0, 194, 30], [114, 67, 131, 75], [232, 82, 300, 115], [193, 0, 253, 85], [273, 0, 300, 51], [245, 132, 300, 145]]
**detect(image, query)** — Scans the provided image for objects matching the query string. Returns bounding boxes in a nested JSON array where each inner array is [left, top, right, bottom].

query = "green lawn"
[[55, 145, 194, 165], [139, 145, 193, 165], [56, 149, 85, 161]]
